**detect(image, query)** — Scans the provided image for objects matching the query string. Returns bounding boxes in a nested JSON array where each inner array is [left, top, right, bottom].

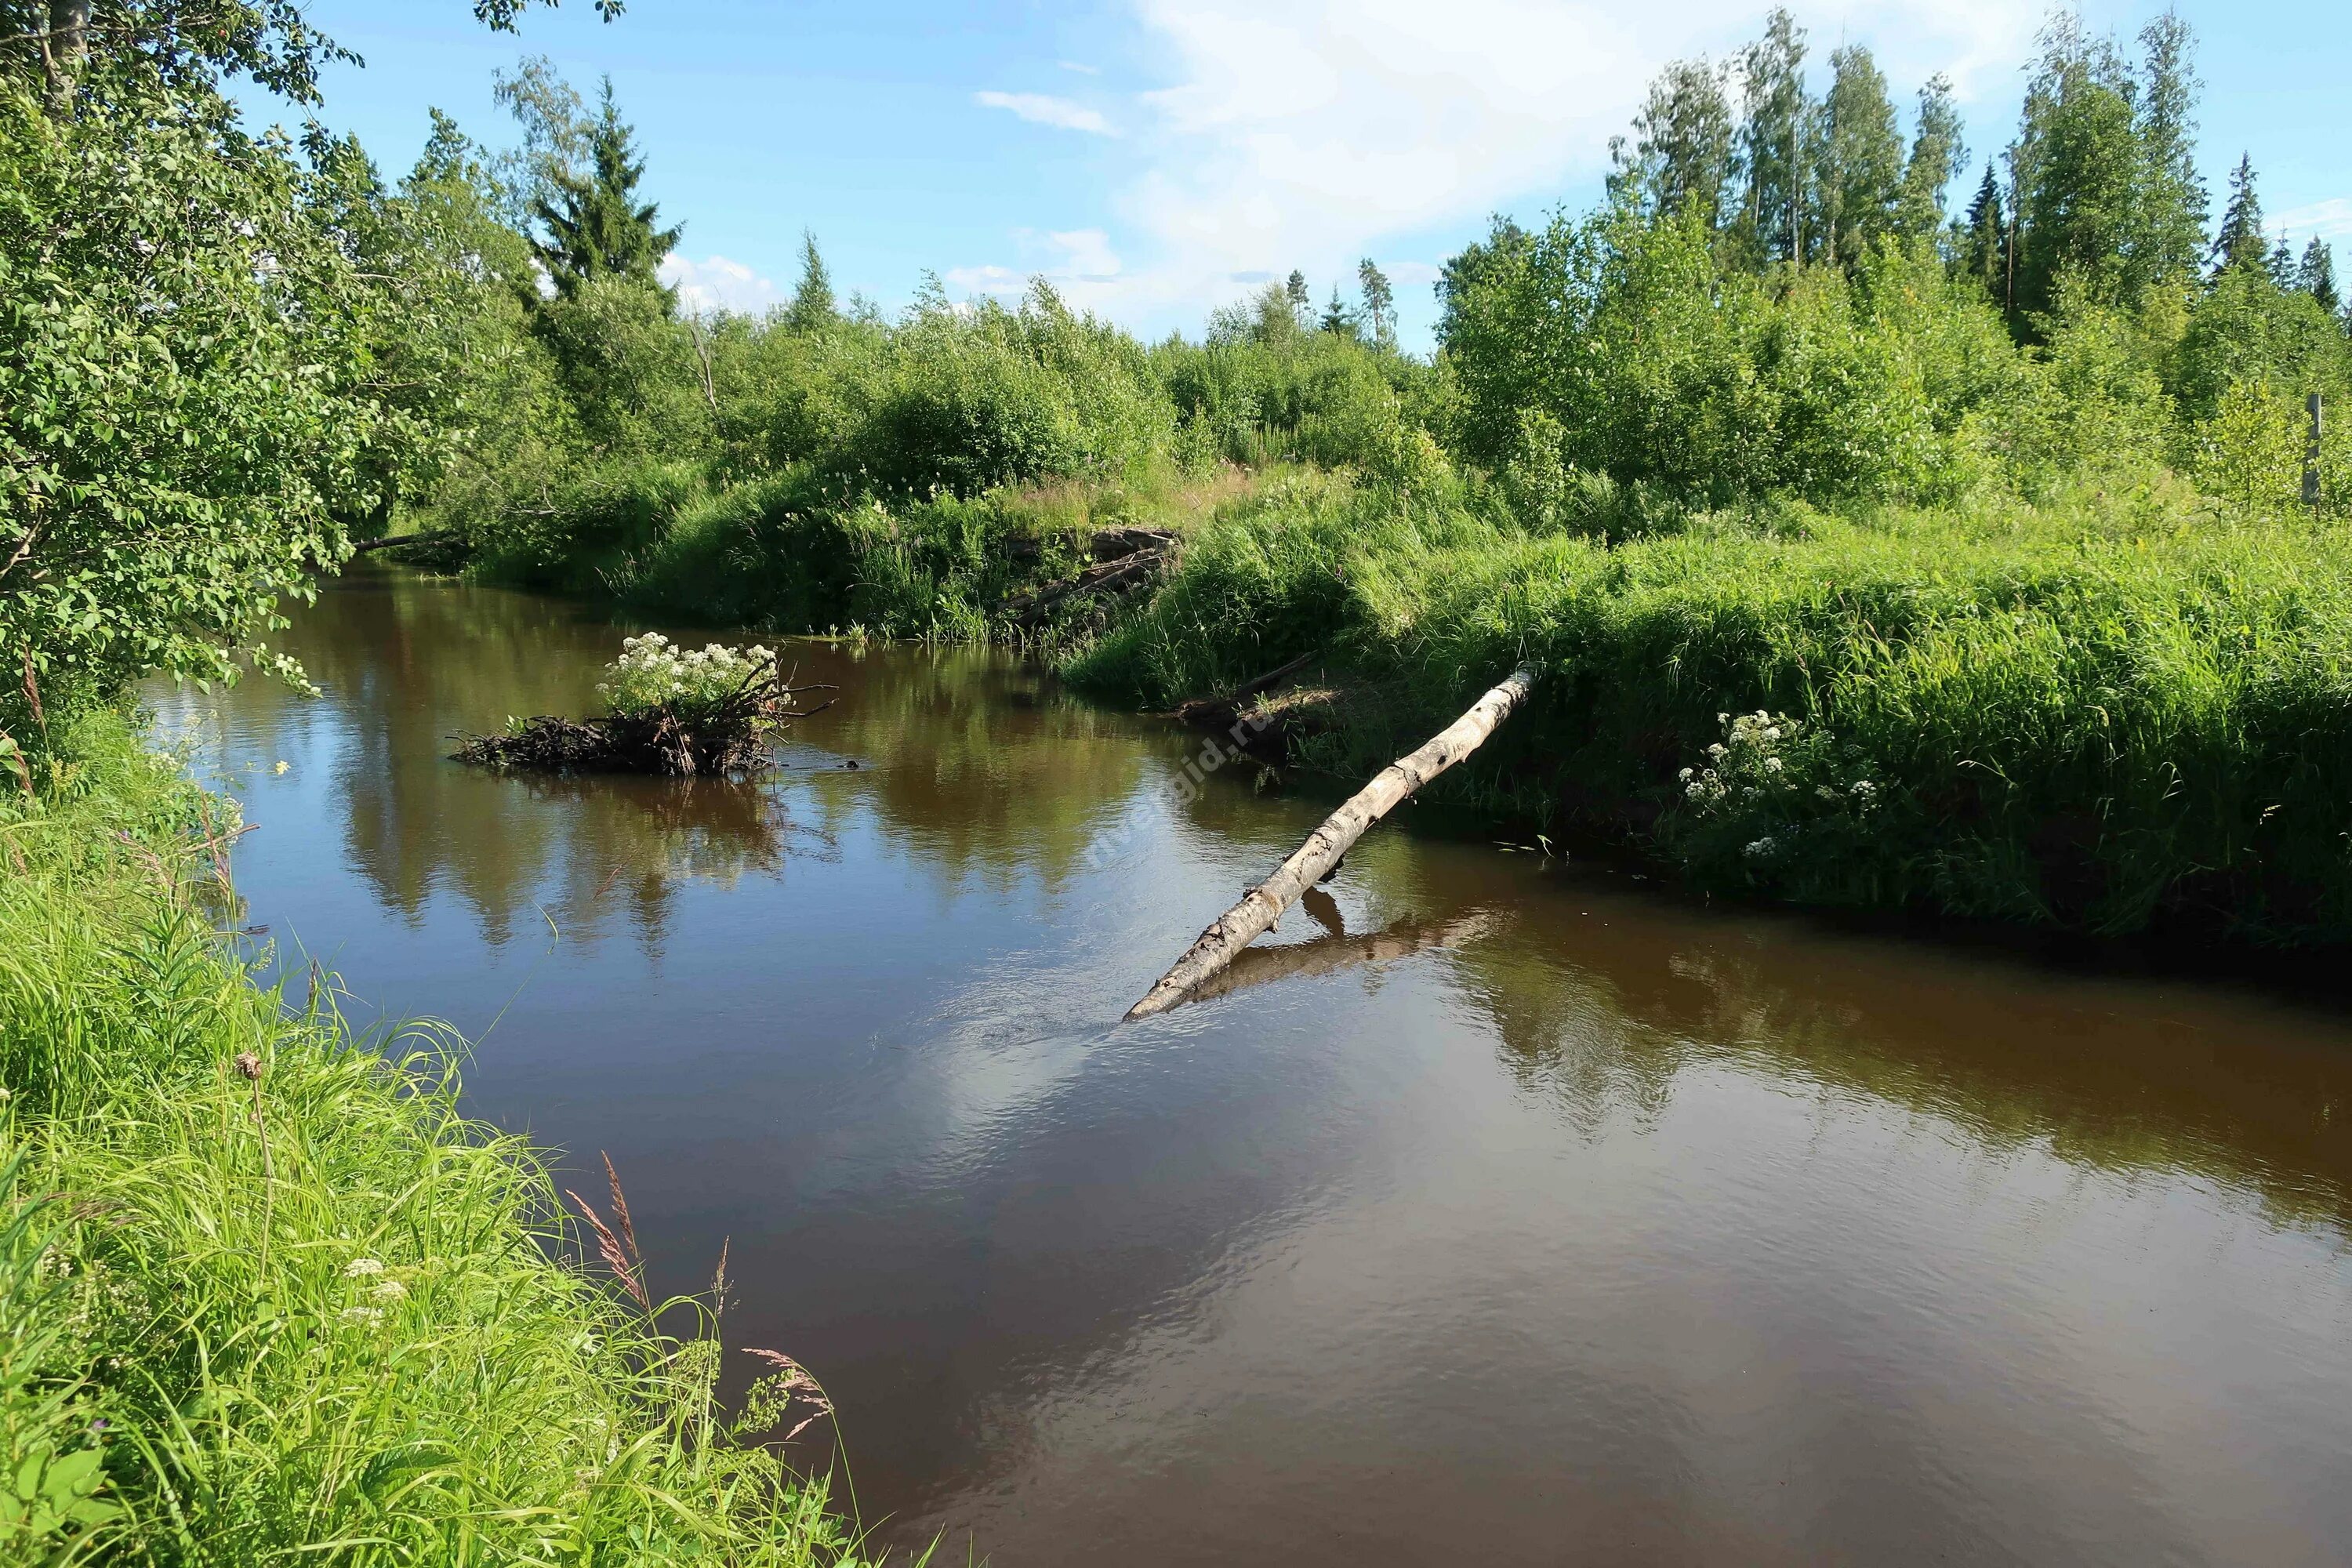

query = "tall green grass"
[[0, 715, 875, 1565], [1068, 471, 2352, 944]]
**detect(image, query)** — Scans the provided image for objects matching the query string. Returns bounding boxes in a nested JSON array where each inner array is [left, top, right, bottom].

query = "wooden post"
[[1124, 663, 1539, 1020], [2306, 392, 2325, 513]]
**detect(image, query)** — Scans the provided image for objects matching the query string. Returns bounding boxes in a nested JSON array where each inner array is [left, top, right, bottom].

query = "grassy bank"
[[0, 715, 870, 1564], [452, 450, 2352, 948], [1068, 470, 2352, 944]]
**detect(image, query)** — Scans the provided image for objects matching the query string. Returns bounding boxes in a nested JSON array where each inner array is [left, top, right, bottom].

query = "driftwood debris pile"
[[1004, 526, 1178, 627], [456, 657, 832, 777]]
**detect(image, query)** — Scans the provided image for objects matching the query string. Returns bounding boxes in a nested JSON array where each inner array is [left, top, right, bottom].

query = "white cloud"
[[1058, 60, 1102, 75], [975, 90, 1118, 136], [2275, 199, 2352, 243], [1098, 0, 2040, 325], [659, 253, 781, 315], [946, 230, 1124, 304]]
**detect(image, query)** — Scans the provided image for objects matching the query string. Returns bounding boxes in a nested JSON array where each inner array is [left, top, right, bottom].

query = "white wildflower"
[[371, 1279, 408, 1302], [340, 1305, 384, 1327], [343, 1257, 384, 1278], [1744, 837, 1778, 859]]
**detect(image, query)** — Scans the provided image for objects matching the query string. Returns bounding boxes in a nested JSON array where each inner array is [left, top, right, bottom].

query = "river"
[[146, 564, 2352, 1566]]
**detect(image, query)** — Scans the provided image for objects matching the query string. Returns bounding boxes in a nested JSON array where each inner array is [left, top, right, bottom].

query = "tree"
[[784, 230, 836, 332], [1811, 45, 1905, 270], [1896, 74, 1965, 243], [1958, 162, 2005, 302], [2209, 153, 2268, 278], [1319, 286, 1357, 337], [1285, 268, 1311, 323], [2010, 16, 2141, 319], [0, 64, 382, 743], [3, 2, 619, 117], [2132, 9, 2207, 293], [2296, 237, 2339, 317], [1611, 56, 1735, 228], [528, 76, 678, 299], [1734, 8, 1810, 267], [2268, 234, 2295, 290], [1357, 257, 1396, 350]]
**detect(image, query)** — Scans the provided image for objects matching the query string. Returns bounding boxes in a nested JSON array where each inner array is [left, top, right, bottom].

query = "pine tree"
[[1735, 8, 1810, 267], [785, 230, 835, 332], [2209, 154, 2269, 278], [2296, 237, 2340, 315], [528, 77, 680, 298], [1285, 269, 1311, 324], [2132, 10, 2208, 293], [1896, 73, 1965, 244], [1357, 258, 1396, 351]]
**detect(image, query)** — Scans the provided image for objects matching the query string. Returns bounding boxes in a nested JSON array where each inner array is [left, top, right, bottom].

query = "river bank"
[[0, 712, 871, 1564], [413, 454, 2352, 949]]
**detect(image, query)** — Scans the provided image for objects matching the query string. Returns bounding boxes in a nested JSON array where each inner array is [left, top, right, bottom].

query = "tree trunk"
[[42, 0, 92, 119], [1124, 663, 1539, 1021]]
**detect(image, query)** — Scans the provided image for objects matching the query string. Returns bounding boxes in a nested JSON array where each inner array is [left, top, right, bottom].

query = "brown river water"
[[147, 565, 2352, 1566]]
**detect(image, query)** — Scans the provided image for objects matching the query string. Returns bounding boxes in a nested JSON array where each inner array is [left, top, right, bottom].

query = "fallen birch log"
[[1124, 662, 1539, 1020]]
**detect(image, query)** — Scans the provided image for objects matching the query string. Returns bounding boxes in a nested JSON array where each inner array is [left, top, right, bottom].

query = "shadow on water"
[[147, 564, 2352, 1568]]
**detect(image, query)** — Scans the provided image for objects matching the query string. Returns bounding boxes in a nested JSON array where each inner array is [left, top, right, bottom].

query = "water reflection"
[[147, 567, 2352, 1568]]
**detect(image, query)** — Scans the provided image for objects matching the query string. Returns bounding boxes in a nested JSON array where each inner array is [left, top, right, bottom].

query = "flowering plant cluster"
[[1675, 708, 1883, 880], [596, 634, 779, 724]]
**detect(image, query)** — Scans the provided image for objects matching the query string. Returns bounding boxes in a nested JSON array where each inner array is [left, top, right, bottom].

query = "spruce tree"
[[2268, 234, 2296, 289], [1319, 286, 1356, 337], [2296, 237, 2340, 316], [2209, 154, 2269, 278], [1958, 162, 2005, 301], [528, 77, 679, 298], [785, 230, 836, 332]]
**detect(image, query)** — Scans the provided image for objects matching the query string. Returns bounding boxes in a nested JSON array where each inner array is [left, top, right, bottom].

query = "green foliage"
[[1440, 206, 2012, 506], [529, 77, 681, 298], [0, 715, 872, 1563], [1069, 474, 2352, 943], [0, 65, 385, 743]]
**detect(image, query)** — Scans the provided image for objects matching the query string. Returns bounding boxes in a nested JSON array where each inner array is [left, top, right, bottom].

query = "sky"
[[246, 0, 2352, 351]]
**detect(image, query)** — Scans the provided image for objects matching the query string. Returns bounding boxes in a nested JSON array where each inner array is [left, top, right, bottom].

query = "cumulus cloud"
[[660, 253, 781, 315], [975, 90, 1118, 136], [1105, 0, 2038, 321]]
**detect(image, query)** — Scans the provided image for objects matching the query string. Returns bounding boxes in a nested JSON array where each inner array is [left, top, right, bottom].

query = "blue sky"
[[253, 1, 2352, 350]]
